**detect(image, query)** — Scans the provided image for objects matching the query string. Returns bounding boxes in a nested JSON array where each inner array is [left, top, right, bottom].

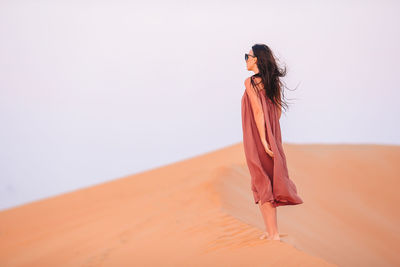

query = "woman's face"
[[246, 49, 257, 71]]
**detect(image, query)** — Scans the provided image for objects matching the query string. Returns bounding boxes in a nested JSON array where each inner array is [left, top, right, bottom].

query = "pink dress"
[[241, 77, 303, 207]]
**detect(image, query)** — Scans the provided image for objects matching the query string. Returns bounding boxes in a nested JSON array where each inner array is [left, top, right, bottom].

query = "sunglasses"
[[245, 53, 256, 61]]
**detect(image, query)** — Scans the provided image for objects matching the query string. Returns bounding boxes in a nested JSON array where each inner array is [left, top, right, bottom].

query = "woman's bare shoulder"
[[244, 76, 264, 92], [244, 76, 262, 85], [244, 76, 251, 85]]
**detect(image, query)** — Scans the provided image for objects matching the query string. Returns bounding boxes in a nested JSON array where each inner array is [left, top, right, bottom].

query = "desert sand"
[[1, 143, 399, 266]]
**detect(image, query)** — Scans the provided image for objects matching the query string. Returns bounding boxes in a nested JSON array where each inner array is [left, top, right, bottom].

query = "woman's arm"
[[244, 78, 274, 157]]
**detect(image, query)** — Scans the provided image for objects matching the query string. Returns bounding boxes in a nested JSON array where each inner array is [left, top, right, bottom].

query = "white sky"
[[1, 0, 399, 210]]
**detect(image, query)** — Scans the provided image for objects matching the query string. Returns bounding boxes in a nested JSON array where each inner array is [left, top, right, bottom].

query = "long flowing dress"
[[241, 77, 303, 207]]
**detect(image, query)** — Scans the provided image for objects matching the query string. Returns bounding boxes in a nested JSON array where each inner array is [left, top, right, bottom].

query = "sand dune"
[[0, 143, 399, 266]]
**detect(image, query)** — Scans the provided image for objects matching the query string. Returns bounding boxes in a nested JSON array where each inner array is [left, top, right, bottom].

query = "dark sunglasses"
[[245, 53, 256, 61]]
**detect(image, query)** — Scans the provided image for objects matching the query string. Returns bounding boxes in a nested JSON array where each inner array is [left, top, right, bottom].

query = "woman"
[[241, 44, 303, 241]]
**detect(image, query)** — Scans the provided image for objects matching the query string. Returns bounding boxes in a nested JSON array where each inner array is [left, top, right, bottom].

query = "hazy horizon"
[[1, 1, 399, 210]]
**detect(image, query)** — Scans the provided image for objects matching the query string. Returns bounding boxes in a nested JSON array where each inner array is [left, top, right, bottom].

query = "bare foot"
[[259, 232, 269, 240], [267, 234, 281, 241]]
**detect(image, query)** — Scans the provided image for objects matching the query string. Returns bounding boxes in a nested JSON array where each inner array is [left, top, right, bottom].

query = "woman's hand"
[[262, 139, 274, 158]]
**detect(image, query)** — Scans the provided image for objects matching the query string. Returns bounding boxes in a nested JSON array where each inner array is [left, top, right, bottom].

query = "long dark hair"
[[250, 43, 296, 113]]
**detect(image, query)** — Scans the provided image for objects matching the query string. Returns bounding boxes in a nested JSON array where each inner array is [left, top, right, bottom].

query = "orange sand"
[[0, 143, 399, 266]]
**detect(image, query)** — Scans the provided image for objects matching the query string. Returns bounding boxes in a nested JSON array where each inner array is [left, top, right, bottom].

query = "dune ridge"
[[1, 143, 399, 266]]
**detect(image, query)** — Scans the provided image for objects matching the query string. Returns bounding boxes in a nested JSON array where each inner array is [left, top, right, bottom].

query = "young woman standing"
[[241, 44, 303, 241]]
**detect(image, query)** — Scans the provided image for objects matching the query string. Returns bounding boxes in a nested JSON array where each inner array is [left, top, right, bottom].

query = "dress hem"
[[255, 197, 303, 207]]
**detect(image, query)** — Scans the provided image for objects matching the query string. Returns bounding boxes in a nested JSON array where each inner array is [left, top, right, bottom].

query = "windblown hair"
[[250, 43, 296, 113]]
